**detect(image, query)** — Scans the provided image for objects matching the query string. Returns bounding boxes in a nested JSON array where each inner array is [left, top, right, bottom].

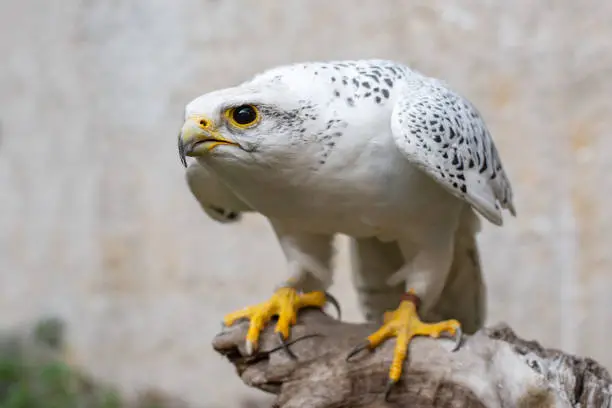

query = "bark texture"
[[212, 309, 612, 408]]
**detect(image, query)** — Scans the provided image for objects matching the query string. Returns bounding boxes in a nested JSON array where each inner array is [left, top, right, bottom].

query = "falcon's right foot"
[[223, 287, 335, 357], [346, 290, 462, 401]]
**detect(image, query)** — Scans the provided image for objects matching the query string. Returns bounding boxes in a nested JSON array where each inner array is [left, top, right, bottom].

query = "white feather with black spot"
[[390, 81, 516, 226]]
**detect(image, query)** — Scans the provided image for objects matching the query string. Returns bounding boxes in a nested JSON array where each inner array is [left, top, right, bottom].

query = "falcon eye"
[[227, 104, 260, 128]]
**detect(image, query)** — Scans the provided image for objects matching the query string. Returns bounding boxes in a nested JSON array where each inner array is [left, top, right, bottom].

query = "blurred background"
[[1, 0, 610, 406]]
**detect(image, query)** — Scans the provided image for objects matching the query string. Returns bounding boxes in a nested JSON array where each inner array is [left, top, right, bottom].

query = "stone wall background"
[[1, 0, 610, 406]]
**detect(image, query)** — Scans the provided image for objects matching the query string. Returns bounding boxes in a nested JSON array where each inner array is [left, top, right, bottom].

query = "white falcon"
[[178, 59, 515, 396]]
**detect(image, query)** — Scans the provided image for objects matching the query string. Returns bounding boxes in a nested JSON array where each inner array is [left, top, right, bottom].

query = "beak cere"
[[177, 117, 238, 167]]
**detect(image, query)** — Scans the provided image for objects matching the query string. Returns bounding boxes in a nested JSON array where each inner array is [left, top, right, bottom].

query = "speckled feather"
[[390, 80, 516, 225]]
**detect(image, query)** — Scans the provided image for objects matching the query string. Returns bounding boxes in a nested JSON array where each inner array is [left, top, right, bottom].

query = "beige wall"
[[1, 0, 610, 406]]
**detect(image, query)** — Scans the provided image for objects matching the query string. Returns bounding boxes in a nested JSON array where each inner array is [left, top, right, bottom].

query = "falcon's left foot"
[[346, 290, 462, 401]]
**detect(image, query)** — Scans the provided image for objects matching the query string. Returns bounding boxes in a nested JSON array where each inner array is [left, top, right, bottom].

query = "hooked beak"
[[178, 116, 239, 167]]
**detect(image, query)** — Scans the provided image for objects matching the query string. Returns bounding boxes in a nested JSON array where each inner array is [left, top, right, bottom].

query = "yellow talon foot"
[[223, 287, 327, 357], [346, 291, 462, 401]]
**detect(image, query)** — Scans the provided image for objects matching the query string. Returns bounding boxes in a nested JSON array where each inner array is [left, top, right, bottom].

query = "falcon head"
[[177, 81, 318, 170]]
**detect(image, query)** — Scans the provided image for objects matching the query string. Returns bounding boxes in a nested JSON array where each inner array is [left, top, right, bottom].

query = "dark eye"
[[230, 105, 259, 127]]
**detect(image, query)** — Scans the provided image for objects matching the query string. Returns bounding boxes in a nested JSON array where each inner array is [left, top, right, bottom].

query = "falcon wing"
[[390, 84, 515, 225], [185, 161, 253, 223]]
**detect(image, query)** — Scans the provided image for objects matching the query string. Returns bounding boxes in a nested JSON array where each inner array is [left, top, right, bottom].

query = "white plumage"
[[180, 59, 515, 333]]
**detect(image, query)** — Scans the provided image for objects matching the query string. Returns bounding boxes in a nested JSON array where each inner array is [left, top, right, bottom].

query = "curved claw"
[[452, 326, 463, 352], [243, 334, 323, 364], [277, 332, 298, 360], [324, 291, 341, 320], [384, 379, 397, 402], [267, 333, 322, 355], [345, 340, 371, 362]]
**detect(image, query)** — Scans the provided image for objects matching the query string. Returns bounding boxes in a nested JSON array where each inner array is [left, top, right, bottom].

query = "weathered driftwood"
[[212, 308, 612, 408]]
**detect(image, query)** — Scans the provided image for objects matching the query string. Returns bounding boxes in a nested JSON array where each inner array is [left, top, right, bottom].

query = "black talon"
[[324, 291, 342, 320], [452, 326, 463, 352], [243, 333, 322, 364], [384, 379, 397, 402], [268, 333, 321, 354], [345, 340, 371, 362], [277, 332, 298, 360]]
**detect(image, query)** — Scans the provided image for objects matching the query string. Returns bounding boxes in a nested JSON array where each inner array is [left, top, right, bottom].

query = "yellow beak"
[[178, 116, 239, 167]]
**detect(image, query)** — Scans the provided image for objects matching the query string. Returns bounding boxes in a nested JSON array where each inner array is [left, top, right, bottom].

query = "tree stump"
[[212, 309, 612, 408]]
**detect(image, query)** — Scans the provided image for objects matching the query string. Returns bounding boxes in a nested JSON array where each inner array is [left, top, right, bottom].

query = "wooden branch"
[[212, 309, 612, 408]]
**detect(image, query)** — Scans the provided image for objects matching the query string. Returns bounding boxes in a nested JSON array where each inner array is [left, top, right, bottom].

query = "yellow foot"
[[346, 290, 462, 401], [223, 287, 331, 358]]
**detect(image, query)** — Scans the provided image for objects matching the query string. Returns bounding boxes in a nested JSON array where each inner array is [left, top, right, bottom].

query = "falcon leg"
[[347, 236, 461, 401], [224, 227, 337, 358], [349, 237, 405, 324]]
